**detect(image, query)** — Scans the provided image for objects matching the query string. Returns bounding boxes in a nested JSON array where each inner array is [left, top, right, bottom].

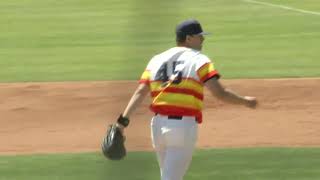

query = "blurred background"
[[1, 0, 319, 82]]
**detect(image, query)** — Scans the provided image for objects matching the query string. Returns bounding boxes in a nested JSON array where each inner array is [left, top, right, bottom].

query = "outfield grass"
[[0, 148, 320, 180], [1, 0, 320, 82]]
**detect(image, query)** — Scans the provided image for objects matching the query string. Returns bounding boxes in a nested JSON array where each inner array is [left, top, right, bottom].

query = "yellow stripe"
[[150, 81, 162, 90], [150, 79, 203, 94], [140, 70, 151, 80], [198, 63, 215, 80], [153, 93, 203, 110]]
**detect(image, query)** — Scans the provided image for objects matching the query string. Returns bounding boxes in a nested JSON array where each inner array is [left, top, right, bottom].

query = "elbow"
[[216, 92, 226, 100], [215, 87, 228, 100], [213, 88, 227, 99], [136, 84, 150, 96], [138, 90, 148, 97]]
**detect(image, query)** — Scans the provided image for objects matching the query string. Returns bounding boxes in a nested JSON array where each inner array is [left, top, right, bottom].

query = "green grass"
[[1, 1, 319, 179], [0, 0, 320, 82], [1, 148, 320, 180]]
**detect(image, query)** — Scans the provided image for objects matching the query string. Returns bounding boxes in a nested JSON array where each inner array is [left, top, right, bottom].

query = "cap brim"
[[198, 32, 211, 36]]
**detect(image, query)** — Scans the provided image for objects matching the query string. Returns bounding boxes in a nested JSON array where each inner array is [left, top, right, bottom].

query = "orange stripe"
[[181, 77, 201, 85], [150, 78, 203, 94], [198, 62, 211, 72], [197, 63, 217, 82], [151, 87, 203, 100], [150, 77, 201, 85], [197, 63, 211, 77], [152, 93, 203, 110]]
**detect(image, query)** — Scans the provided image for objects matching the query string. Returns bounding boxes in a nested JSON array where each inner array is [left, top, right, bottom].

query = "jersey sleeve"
[[138, 56, 155, 84], [139, 69, 151, 84], [196, 55, 220, 83]]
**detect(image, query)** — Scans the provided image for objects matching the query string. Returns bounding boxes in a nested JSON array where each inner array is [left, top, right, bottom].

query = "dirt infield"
[[0, 78, 319, 155]]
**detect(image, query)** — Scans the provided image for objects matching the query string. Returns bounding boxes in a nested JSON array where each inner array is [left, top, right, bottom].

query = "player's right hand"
[[244, 96, 258, 108]]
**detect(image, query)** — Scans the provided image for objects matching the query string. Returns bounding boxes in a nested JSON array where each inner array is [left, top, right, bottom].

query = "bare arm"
[[122, 83, 150, 118], [205, 77, 257, 108], [116, 83, 149, 130]]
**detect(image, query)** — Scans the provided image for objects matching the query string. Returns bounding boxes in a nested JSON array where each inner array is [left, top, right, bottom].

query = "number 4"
[[155, 62, 182, 86]]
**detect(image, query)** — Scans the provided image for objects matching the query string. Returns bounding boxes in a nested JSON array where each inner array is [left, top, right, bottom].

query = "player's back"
[[148, 47, 204, 84]]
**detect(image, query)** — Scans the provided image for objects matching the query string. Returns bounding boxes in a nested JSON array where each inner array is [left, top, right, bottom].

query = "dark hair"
[[175, 19, 206, 43], [176, 34, 187, 43]]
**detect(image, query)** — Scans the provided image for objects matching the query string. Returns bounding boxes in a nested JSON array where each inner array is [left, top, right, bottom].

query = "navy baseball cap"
[[176, 19, 210, 39]]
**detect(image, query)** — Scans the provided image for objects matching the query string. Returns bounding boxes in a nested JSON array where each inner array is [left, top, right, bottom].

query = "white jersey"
[[139, 47, 220, 123]]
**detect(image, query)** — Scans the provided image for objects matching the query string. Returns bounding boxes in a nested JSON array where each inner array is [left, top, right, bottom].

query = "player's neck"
[[177, 42, 191, 48], [176, 43, 200, 51]]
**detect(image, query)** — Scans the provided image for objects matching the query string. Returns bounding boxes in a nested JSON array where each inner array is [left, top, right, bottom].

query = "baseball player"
[[115, 19, 257, 180]]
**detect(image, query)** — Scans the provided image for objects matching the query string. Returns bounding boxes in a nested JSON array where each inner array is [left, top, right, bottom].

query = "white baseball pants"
[[151, 114, 198, 180]]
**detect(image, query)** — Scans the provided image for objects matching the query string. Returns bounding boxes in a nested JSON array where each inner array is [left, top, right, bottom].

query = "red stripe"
[[200, 70, 219, 82], [150, 104, 203, 123], [151, 91, 158, 97], [139, 79, 150, 84], [151, 87, 203, 100]]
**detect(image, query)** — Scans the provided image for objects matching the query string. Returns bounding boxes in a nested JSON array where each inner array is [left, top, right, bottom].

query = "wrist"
[[242, 96, 250, 106], [116, 123, 125, 129], [243, 96, 257, 108], [117, 114, 130, 128]]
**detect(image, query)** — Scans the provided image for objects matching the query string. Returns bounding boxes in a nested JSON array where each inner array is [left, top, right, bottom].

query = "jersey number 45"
[[155, 61, 183, 87]]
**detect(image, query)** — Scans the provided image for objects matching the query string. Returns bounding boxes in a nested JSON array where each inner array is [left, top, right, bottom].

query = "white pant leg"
[[162, 147, 195, 180], [151, 116, 166, 176], [151, 115, 198, 180]]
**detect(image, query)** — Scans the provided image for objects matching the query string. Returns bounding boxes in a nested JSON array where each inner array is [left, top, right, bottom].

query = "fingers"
[[244, 96, 258, 108], [116, 123, 125, 134]]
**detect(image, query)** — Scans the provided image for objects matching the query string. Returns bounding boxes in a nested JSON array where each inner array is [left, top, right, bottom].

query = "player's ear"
[[186, 35, 192, 42]]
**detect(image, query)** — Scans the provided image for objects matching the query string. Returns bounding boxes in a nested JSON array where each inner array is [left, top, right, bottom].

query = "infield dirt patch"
[[0, 78, 319, 155]]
